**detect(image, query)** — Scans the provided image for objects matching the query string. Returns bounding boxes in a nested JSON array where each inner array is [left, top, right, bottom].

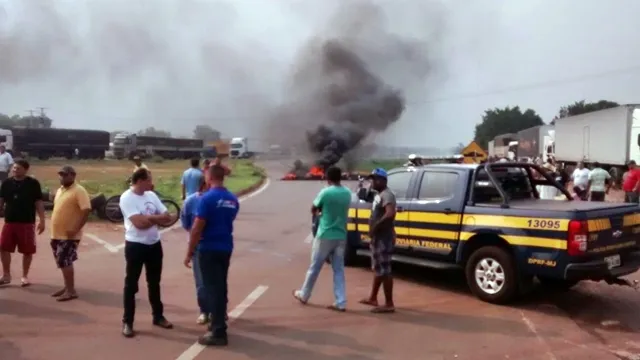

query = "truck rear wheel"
[[465, 246, 518, 304]]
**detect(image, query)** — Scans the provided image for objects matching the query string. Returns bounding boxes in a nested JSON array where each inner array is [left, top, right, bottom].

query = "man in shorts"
[[359, 168, 397, 313], [50, 165, 92, 301], [0, 159, 45, 287]]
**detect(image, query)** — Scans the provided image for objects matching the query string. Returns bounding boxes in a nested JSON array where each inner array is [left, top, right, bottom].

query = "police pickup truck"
[[347, 162, 640, 304]]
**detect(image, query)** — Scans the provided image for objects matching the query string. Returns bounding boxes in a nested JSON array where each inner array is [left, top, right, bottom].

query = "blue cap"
[[368, 167, 388, 179]]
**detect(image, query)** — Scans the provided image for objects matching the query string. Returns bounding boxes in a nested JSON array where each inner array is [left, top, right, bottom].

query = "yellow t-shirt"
[[133, 163, 149, 173], [51, 184, 92, 240]]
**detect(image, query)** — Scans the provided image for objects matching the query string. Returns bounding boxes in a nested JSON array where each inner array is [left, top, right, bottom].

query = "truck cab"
[[348, 162, 640, 304], [0, 128, 14, 154], [112, 132, 136, 159], [230, 137, 249, 158]]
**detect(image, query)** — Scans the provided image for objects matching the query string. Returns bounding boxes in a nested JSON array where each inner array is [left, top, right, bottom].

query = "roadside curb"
[[234, 167, 267, 198]]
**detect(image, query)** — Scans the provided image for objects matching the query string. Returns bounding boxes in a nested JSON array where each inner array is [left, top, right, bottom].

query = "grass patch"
[[32, 159, 263, 203]]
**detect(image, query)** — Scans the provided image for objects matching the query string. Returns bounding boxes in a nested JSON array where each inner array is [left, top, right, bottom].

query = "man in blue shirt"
[[184, 165, 239, 347], [180, 177, 209, 325], [181, 158, 204, 200]]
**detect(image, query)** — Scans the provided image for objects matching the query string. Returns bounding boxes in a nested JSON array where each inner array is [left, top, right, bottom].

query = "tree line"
[[474, 100, 620, 149], [0, 112, 223, 143]]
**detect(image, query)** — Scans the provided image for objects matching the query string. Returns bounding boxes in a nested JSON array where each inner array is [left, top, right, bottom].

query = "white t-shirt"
[[119, 189, 168, 245], [0, 152, 14, 172], [572, 168, 590, 187], [588, 168, 611, 192]]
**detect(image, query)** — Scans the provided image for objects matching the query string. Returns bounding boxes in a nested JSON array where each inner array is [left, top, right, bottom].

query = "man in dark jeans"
[[119, 168, 175, 338], [185, 165, 239, 346]]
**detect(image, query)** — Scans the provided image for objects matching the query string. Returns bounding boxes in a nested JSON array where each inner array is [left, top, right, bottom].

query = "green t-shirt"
[[313, 185, 352, 241]]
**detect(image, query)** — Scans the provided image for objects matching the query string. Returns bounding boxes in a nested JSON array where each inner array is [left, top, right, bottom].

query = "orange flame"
[[307, 166, 324, 177]]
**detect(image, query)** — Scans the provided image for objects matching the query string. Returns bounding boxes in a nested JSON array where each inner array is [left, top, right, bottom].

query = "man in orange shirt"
[[623, 160, 640, 203], [50, 165, 92, 301]]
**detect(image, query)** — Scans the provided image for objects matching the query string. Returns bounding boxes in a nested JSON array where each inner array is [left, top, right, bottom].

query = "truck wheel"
[[537, 276, 579, 291], [465, 246, 518, 304]]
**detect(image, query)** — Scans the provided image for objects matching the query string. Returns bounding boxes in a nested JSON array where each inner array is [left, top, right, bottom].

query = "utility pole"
[[36, 107, 48, 128], [36, 107, 47, 117]]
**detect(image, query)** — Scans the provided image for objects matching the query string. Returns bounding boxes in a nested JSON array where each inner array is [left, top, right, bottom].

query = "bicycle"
[[102, 178, 181, 227]]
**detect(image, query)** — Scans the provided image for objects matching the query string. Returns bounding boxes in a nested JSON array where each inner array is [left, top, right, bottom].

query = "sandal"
[[327, 304, 346, 312], [51, 288, 66, 297], [0, 277, 10, 286], [371, 306, 395, 314], [358, 298, 378, 307], [20, 279, 31, 287], [292, 290, 307, 305], [56, 293, 78, 302]]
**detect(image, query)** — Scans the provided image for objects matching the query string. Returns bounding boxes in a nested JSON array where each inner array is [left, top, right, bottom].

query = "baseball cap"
[[58, 165, 76, 175], [367, 168, 388, 179]]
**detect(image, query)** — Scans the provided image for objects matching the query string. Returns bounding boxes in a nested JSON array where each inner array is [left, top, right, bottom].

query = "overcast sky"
[[0, 0, 639, 148]]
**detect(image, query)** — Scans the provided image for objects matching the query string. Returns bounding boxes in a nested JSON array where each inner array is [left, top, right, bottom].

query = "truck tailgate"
[[584, 205, 640, 259]]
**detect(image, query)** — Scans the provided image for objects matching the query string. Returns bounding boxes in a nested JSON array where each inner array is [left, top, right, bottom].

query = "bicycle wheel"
[[103, 195, 124, 223], [161, 199, 180, 228]]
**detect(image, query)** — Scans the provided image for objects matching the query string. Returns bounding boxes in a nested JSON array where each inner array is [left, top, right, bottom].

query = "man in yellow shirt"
[[132, 156, 149, 173], [50, 165, 92, 302]]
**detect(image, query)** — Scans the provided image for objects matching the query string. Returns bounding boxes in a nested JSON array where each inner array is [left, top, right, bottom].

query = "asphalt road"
[[1, 160, 640, 360]]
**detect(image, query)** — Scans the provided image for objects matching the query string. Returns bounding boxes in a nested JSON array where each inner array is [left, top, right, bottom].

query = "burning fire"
[[307, 166, 324, 178]]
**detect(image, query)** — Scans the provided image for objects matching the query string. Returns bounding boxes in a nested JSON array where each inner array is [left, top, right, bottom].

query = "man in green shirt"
[[588, 162, 611, 202], [293, 166, 351, 311]]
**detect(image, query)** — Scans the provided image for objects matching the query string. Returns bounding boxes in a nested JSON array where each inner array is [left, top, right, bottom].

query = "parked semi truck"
[[492, 133, 518, 160], [202, 139, 230, 158], [0, 127, 109, 160], [554, 105, 640, 182], [230, 137, 251, 158], [111, 132, 204, 160], [516, 125, 555, 162]]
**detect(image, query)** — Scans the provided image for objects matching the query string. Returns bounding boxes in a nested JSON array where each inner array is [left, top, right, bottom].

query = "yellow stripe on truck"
[[462, 215, 570, 231], [459, 232, 567, 250], [587, 218, 611, 232], [623, 213, 640, 227]]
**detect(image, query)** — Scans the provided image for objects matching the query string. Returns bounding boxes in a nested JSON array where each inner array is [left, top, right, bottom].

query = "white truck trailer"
[[554, 104, 640, 181]]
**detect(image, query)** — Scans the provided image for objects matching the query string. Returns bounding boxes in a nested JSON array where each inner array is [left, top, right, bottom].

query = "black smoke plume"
[[304, 40, 405, 169]]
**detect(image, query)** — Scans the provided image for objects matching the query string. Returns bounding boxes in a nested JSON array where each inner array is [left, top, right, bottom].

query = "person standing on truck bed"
[[359, 168, 397, 314], [571, 161, 590, 190], [588, 162, 611, 202], [0, 145, 14, 183], [292, 166, 351, 312], [623, 160, 640, 203]]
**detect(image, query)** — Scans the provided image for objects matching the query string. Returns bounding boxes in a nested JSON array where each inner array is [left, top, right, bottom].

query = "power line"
[[408, 65, 640, 105]]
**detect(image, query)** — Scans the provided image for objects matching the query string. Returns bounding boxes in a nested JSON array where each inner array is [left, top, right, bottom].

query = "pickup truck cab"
[[347, 162, 640, 304]]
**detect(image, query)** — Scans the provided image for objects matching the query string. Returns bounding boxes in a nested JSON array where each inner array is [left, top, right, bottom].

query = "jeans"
[[625, 192, 639, 203], [299, 238, 346, 309], [123, 241, 164, 325], [199, 250, 231, 338], [192, 249, 208, 314]]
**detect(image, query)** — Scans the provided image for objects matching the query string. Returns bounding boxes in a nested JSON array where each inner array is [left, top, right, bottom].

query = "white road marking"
[[84, 233, 119, 253], [520, 311, 557, 360], [176, 285, 269, 360]]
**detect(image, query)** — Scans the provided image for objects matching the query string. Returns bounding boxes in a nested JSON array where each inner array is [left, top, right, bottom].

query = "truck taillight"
[[567, 220, 588, 256]]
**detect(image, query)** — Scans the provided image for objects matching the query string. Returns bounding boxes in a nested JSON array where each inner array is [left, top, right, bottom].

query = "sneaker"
[[197, 331, 228, 346], [152, 317, 174, 329], [122, 323, 135, 338], [197, 313, 209, 325]]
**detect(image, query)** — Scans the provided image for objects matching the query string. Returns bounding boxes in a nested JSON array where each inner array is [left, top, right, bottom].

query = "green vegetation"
[[35, 159, 264, 204], [355, 159, 406, 172]]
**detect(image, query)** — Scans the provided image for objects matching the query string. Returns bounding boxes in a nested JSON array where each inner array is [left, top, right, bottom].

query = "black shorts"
[[590, 191, 605, 202], [50, 240, 80, 268]]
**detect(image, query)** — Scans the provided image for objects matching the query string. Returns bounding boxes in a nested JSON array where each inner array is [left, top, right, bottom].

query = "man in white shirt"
[[571, 161, 590, 189], [588, 162, 611, 201], [119, 168, 174, 338], [0, 145, 14, 182]]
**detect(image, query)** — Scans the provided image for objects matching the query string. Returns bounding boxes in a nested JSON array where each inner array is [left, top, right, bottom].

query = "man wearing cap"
[[359, 168, 397, 313], [132, 156, 148, 173], [623, 160, 640, 203], [49, 165, 92, 301]]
